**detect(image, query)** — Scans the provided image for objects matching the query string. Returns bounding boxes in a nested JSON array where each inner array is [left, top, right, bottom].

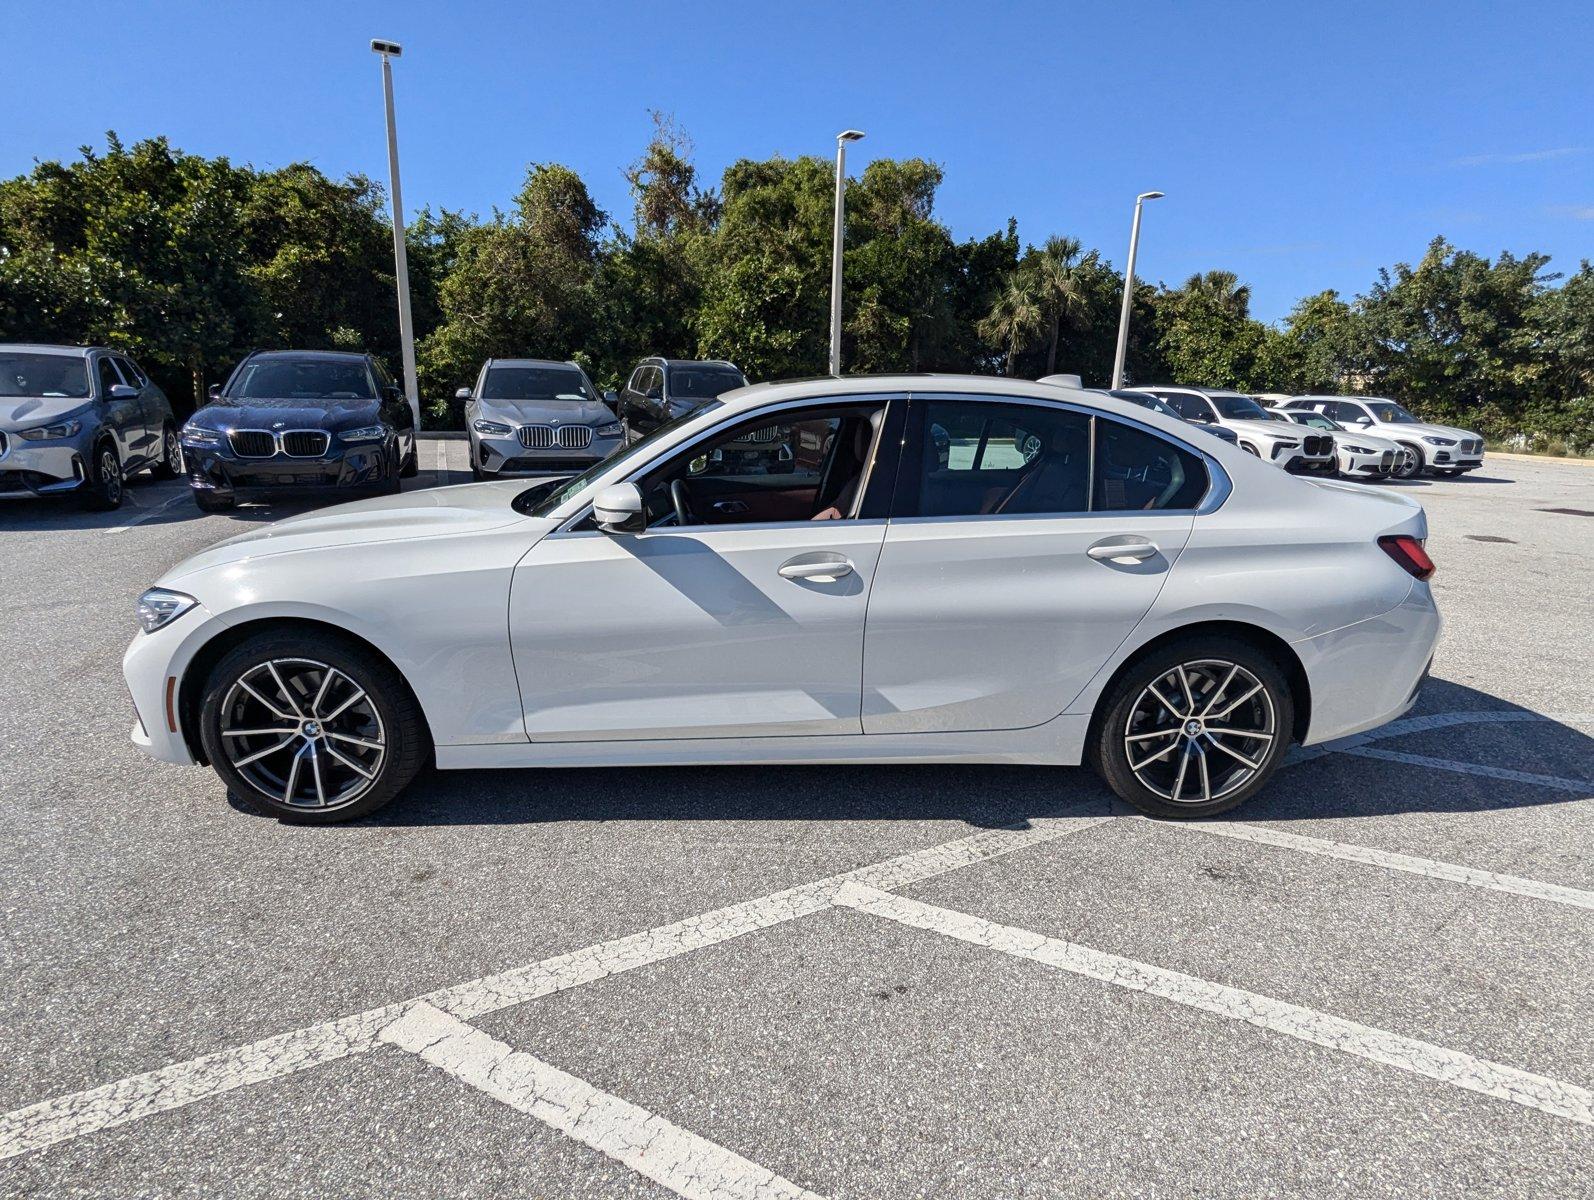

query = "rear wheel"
[[149, 424, 184, 480], [1089, 637, 1294, 818], [80, 442, 124, 511], [198, 630, 428, 823]]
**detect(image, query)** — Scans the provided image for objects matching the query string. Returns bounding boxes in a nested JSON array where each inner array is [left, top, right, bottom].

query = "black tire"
[[471, 463, 487, 481], [80, 441, 124, 511], [1394, 443, 1424, 479], [193, 489, 234, 513], [149, 423, 184, 480], [198, 629, 429, 824], [1240, 443, 1260, 457], [1088, 635, 1295, 819], [380, 447, 403, 493], [400, 441, 420, 478], [1433, 468, 1463, 477]]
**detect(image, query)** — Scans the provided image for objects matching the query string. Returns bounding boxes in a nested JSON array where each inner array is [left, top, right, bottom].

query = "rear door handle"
[[1086, 538, 1159, 562], [779, 555, 854, 581]]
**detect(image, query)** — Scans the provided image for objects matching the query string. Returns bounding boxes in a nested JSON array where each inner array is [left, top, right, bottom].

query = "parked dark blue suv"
[[180, 350, 417, 512]]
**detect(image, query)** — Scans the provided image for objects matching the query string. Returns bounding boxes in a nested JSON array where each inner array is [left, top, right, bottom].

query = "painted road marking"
[[1170, 820, 1594, 909], [1340, 746, 1593, 794], [434, 437, 448, 486], [835, 882, 1594, 1127], [0, 807, 1109, 1161], [103, 491, 189, 535], [1288, 709, 1594, 766], [383, 1003, 825, 1200]]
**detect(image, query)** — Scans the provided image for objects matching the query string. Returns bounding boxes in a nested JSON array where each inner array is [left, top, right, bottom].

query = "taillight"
[[1379, 535, 1435, 580]]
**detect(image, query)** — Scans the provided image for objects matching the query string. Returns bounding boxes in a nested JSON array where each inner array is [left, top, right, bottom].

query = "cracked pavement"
[[1, 447, 1591, 1197]]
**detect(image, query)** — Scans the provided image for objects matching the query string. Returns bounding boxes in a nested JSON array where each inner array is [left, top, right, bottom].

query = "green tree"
[[978, 271, 1044, 375]]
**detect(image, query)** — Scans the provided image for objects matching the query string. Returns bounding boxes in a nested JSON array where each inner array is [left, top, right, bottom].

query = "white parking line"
[[0, 807, 1108, 1162], [434, 437, 448, 486], [835, 883, 1594, 1127], [1340, 746, 1593, 794], [1288, 709, 1594, 766], [1170, 821, 1594, 909], [383, 1003, 825, 1200], [103, 491, 189, 535]]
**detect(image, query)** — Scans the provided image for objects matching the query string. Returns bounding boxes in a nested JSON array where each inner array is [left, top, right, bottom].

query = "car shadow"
[[228, 679, 1591, 830]]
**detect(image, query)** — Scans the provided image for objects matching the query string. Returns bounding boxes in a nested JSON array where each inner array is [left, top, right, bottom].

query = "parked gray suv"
[[458, 359, 622, 479], [0, 344, 182, 510]]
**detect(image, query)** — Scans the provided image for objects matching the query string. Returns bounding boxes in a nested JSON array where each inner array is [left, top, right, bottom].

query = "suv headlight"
[[181, 425, 222, 446], [472, 419, 514, 437], [136, 588, 198, 634], [17, 418, 82, 441], [1422, 435, 1456, 446], [596, 421, 622, 437], [1347, 445, 1376, 454], [339, 424, 387, 444]]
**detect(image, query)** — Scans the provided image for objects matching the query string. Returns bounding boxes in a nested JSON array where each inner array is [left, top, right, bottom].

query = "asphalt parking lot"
[[1, 441, 1590, 1198]]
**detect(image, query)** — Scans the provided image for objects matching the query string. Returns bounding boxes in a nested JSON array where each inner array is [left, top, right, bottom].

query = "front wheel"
[[1394, 445, 1424, 479], [1088, 637, 1294, 818], [400, 441, 419, 478], [198, 631, 429, 823], [149, 424, 184, 480], [81, 442, 124, 511]]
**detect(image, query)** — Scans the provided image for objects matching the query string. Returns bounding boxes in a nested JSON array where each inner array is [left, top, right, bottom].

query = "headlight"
[[1273, 439, 1300, 449], [1347, 445, 1376, 454], [136, 588, 198, 634], [472, 419, 514, 437], [339, 424, 388, 444], [17, 418, 82, 441], [1422, 435, 1455, 446], [596, 421, 622, 437], [181, 426, 222, 446]]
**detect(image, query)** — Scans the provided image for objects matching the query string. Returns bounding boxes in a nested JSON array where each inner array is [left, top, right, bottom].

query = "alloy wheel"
[[101, 449, 122, 504], [1121, 659, 1277, 805], [166, 429, 184, 473], [218, 657, 386, 809]]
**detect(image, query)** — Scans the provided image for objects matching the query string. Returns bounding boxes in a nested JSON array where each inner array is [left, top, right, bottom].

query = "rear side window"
[[116, 357, 146, 386], [901, 400, 1092, 517], [1094, 419, 1209, 511]]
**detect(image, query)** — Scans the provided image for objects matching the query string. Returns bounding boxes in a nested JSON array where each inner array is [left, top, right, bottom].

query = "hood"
[[0, 397, 93, 431], [1370, 419, 1478, 441], [186, 396, 382, 434], [160, 480, 538, 583], [477, 397, 615, 427], [1222, 418, 1307, 441], [1330, 430, 1403, 452]]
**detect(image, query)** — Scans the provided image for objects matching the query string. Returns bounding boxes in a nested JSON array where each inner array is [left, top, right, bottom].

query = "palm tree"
[[1031, 236, 1094, 375], [978, 272, 1044, 375], [1182, 270, 1251, 319]]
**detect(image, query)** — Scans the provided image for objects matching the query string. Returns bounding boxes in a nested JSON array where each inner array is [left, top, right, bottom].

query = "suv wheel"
[[199, 630, 428, 823], [149, 424, 183, 480], [81, 442, 124, 511], [1394, 444, 1424, 479], [1089, 637, 1294, 818]]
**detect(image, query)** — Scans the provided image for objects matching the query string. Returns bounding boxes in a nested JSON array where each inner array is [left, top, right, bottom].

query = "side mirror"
[[593, 483, 645, 534], [645, 384, 663, 401], [455, 387, 472, 402], [207, 383, 222, 402], [603, 390, 619, 409], [108, 383, 139, 401]]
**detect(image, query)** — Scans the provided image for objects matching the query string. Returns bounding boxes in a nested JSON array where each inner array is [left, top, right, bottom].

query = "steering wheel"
[[670, 479, 694, 526]]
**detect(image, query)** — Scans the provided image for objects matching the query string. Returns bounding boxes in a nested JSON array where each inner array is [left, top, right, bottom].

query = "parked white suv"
[[1282, 396, 1484, 479], [1139, 386, 1335, 474]]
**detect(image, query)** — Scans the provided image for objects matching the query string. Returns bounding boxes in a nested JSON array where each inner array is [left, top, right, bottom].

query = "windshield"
[[482, 366, 593, 403], [669, 366, 745, 402], [520, 401, 725, 517], [1210, 394, 1270, 420], [1366, 401, 1419, 424], [226, 359, 376, 401], [1293, 412, 1341, 431], [0, 353, 89, 398], [1110, 390, 1179, 418]]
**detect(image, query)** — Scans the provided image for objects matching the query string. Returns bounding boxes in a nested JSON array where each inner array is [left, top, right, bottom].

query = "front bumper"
[[1339, 448, 1398, 478], [184, 441, 391, 495], [124, 602, 229, 766], [0, 434, 92, 498], [1428, 450, 1484, 472], [472, 430, 622, 476], [1283, 455, 1337, 475]]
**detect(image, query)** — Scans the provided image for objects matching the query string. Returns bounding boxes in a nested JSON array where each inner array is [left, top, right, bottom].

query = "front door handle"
[[1086, 538, 1159, 562], [779, 555, 854, 582], [712, 499, 750, 514]]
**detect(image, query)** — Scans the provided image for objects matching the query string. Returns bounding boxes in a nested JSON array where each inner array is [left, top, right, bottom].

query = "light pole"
[[371, 38, 420, 430], [829, 130, 865, 376], [1110, 190, 1164, 390]]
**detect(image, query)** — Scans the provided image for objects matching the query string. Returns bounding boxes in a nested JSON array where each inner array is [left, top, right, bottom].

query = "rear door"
[[862, 394, 1208, 734]]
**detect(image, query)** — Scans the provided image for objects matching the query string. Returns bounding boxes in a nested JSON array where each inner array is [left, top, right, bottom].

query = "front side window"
[[1209, 394, 1271, 420], [0, 352, 89, 398], [96, 357, 123, 397], [638, 404, 883, 526], [667, 365, 746, 402], [902, 400, 1091, 518], [1329, 401, 1370, 424], [481, 366, 593, 403], [1162, 392, 1216, 423], [1293, 412, 1340, 432], [1366, 401, 1419, 424], [227, 359, 376, 401], [1093, 418, 1209, 511], [116, 357, 146, 387]]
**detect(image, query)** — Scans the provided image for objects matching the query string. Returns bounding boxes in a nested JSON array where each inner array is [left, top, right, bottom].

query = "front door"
[[93, 356, 141, 464], [862, 395, 1209, 733], [508, 399, 900, 741]]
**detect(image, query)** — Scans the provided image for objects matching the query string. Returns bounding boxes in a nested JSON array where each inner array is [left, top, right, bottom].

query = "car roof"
[[243, 349, 370, 363], [648, 358, 742, 370], [486, 358, 583, 370], [0, 343, 104, 358]]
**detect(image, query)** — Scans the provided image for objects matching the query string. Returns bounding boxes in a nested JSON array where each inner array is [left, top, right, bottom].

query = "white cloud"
[[1548, 204, 1594, 220], [1452, 147, 1587, 167]]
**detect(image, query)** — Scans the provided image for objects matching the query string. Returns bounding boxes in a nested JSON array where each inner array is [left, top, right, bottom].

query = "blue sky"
[[5, 0, 1590, 322]]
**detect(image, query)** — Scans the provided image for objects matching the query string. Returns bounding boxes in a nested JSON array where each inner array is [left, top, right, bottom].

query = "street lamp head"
[[1137, 190, 1165, 202], [370, 38, 403, 57], [837, 130, 866, 144]]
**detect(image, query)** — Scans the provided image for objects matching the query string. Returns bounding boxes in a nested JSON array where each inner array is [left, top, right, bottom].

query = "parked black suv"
[[180, 350, 417, 511], [616, 358, 747, 442]]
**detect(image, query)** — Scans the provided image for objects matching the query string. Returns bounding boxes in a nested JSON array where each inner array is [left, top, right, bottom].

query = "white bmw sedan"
[[125, 376, 1440, 823]]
